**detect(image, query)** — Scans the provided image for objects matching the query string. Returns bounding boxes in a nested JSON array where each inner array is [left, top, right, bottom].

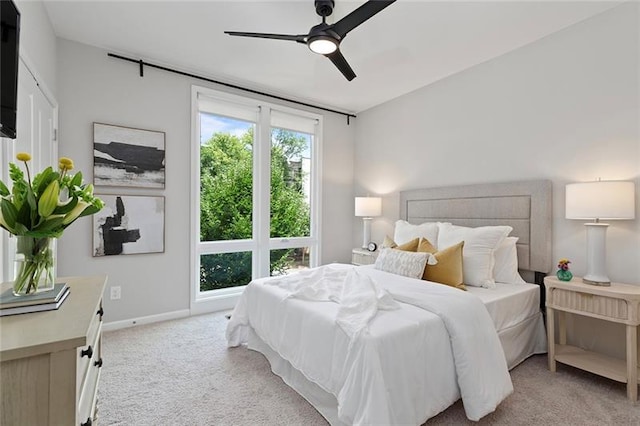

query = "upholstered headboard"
[[399, 180, 553, 278]]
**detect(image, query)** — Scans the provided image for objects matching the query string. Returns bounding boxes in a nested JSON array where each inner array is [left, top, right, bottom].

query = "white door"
[[0, 60, 58, 282]]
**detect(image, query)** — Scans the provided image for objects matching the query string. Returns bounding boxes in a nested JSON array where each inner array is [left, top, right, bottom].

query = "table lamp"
[[565, 180, 635, 286], [355, 197, 382, 249]]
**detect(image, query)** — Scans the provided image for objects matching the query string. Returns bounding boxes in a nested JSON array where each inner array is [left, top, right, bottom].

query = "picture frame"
[[93, 122, 165, 188], [92, 195, 165, 257]]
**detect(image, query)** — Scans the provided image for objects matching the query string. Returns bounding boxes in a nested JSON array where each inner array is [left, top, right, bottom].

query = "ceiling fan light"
[[308, 36, 338, 54]]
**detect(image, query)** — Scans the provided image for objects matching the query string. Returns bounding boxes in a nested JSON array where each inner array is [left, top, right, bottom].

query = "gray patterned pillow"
[[374, 248, 429, 279]]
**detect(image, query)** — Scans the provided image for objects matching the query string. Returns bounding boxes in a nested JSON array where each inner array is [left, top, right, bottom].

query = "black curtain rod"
[[107, 53, 356, 123]]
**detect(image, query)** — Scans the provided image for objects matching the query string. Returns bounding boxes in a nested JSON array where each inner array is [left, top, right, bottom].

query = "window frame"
[[190, 86, 322, 313]]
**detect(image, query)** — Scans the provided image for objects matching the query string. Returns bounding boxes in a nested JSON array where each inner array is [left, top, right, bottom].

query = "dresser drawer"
[[551, 288, 629, 320], [78, 335, 102, 425], [76, 302, 103, 397]]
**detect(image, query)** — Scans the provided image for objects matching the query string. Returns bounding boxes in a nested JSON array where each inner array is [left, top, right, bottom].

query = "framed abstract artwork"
[[93, 195, 165, 257], [93, 122, 165, 188]]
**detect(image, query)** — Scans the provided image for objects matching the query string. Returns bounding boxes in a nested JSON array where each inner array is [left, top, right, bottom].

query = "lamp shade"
[[566, 181, 635, 220], [355, 197, 382, 217]]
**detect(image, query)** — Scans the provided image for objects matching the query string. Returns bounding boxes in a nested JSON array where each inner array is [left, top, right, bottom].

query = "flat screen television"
[[1, 0, 20, 140]]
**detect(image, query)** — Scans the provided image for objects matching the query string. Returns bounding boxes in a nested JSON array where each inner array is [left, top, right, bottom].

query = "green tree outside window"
[[200, 128, 311, 291]]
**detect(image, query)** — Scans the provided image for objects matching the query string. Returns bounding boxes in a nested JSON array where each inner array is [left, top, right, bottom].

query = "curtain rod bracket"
[[107, 53, 356, 121]]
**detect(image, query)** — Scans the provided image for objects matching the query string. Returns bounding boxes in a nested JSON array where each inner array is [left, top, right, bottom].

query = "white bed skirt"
[[499, 311, 547, 368], [247, 310, 547, 425]]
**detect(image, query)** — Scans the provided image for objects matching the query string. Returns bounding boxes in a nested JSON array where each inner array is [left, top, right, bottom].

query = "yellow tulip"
[[38, 180, 60, 218], [58, 157, 74, 171], [62, 201, 89, 225], [16, 152, 31, 162]]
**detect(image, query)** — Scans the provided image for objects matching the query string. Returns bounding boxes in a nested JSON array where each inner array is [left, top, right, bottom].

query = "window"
[[192, 88, 321, 299]]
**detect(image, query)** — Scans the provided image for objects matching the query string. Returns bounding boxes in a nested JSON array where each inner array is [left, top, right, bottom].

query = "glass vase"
[[13, 236, 56, 296], [556, 269, 573, 282]]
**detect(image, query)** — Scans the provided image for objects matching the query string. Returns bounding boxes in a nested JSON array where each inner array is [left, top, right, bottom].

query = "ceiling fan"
[[224, 0, 396, 81]]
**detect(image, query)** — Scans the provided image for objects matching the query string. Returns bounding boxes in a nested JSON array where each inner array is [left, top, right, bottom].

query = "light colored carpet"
[[99, 312, 640, 425]]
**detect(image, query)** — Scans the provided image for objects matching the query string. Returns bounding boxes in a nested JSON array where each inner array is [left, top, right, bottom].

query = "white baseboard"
[[190, 293, 240, 316], [103, 309, 191, 332], [102, 294, 241, 332]]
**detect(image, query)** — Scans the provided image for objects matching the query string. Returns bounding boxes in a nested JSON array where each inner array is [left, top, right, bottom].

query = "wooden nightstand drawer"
[[551, 288, 628, 320], [352, 248, 377, 266]]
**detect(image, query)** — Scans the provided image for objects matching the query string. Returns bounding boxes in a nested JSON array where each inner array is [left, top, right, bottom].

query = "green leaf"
[[33, 216, 65, 232], [17, 201, 32, 229], [70, 171, 82, 188], [9, 163, 28, 210], [0, 199, 18, 229], [33, 166, 53, 195], [0, 180, 9, 197], [25, 228, 63, 238], [53, 197, 78, 215], [13, 222, 29, 235], [78, 204, 100, 218]]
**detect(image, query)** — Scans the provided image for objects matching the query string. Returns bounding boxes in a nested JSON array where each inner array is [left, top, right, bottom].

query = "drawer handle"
[[81, 417, 92, 426], [94, 357, 103, 368], [81, 345, 93, 359], [97, 306, 104, 320]]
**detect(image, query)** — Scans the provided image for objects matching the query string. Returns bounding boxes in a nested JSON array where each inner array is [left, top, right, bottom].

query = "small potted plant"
[[556, 258, 573, 282]]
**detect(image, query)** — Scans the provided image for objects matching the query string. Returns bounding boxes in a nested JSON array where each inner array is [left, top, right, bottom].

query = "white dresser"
[[0, 276, 107, 425]]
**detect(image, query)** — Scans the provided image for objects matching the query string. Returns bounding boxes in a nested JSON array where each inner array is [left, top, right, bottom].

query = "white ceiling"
[[42, 1, 620, 113]]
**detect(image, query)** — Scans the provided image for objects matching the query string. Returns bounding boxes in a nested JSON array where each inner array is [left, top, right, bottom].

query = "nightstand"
[[544, 276, 640, 401], [352, 248, 378, 266]]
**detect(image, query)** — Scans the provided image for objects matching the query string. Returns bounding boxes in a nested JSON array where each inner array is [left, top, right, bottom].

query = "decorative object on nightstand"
[[355, 196, 381, 249], [544, 275, 640, 401], [556, 258, 572, 281], [352, 248, 378, 266], [565, 180, 635, 286]]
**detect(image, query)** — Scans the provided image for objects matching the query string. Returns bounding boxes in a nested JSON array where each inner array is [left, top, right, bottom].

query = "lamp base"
[[582, 277, 611, 286], [583, 222, 611, 286], [362, 217, 372, 249]]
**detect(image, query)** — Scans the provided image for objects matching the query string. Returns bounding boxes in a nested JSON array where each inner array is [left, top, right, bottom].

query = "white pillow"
[[494, 237, 528, 285], [437, 223, 512, 288], [393, 220, 440, 247], [374, 248, 429, 280]]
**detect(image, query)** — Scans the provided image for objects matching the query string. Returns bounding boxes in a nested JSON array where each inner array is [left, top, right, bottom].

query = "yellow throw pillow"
[[396, 237, 420, 252], [382, 236, 420, 252], [417, 237, 437, 254], [418, 239, 466, 290], [382, 235, 397, 249]]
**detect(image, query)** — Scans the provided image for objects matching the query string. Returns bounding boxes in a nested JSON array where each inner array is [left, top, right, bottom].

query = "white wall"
[[56, 39, 355, 323], [354, 3, 639, 285], [14, 0, 57, 96], [353, 3, 639, 360]]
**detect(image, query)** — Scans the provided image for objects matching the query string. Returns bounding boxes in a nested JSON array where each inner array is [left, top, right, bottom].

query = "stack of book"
[[0, 283, 70, 317]]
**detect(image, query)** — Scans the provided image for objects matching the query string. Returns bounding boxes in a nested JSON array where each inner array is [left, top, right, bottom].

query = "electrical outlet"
[[110, 286, 121, 300]]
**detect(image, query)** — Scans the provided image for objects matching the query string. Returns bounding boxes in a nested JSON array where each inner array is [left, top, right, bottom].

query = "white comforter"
[[227, 264, 513, 424]]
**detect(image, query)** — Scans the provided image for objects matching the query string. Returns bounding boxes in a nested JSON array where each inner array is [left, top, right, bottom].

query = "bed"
[[227, 180, 552, 425]]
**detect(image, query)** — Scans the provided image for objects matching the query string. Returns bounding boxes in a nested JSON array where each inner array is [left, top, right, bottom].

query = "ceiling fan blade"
[[326, 49, 356, 81], [332, 0, 396, 38], [225, 31, 307, 43]]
